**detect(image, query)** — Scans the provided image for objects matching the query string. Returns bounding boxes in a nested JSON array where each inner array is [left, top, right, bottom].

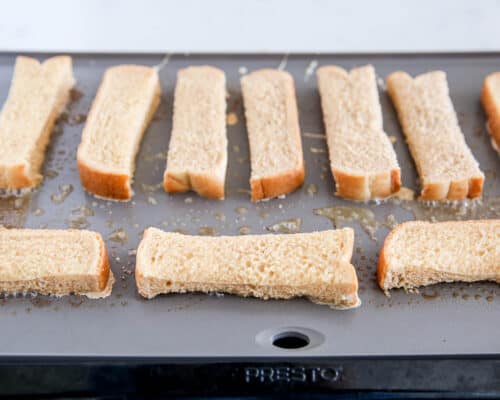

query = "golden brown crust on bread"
[[387, 71, 484, 201], [481, 72, 500, 153], [164, 170, 225, 199], [135, 227, 358, 309], [0, 229, 112, 296], [136, 276, 360, 309], [163, 66, 227, 199], [377, 226, 394, 289], [378, 220, 500, 292], [96, 232, 111, 291], [0, 164, 31, 189], [332, 168, 402, 200], [0, 56, 75, 190], [419, 177, 484, 201], [77, 160, 132, 200], [317, 65, 401, 200], [250, 162, 305, 202], [241, 69, 305, 202], [77, 65, 161, 201]]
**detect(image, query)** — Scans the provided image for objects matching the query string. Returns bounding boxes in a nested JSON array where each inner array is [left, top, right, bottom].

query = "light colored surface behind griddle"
[[0, 0, 500, 53]]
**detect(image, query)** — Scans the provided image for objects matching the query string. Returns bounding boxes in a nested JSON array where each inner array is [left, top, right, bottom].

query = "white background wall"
[[0, 0, 499, 53]]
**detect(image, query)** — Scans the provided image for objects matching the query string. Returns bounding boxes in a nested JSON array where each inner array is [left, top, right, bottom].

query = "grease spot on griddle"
[[400, 197, 500, 222], [141, 183, 162, 193], [144, 152, 167, 162], [70, 88, 84, 102], [266, 218, 301, 234], [259, 211, 270, 219], [214, 212, 226, 222], [108, 228, 128, 243], [33, 208, 45, 216], [30, 297, 53, 308], [421, 290, 440, 300], [50, 184, 73, 204], [314, 206, 379, 241], [198, 226, 216, 236], [384, 214, 399, 229], [305, 183, 318, 196], [45, 169, 59, 179], [147, 196, 158, 205], [0, 196, 31, 228], [239, 226, 251, 235]]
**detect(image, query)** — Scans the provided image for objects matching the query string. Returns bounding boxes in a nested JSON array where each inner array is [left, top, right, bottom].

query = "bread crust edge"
[[387, 71, 484, 201], [164, 171, 225, 199], [481, 73, 500, 154], [96, 232, 111, 291], [76, 67, 161, 201], [250, 162, 305, 202], [0, 56, 75, 190], [77, 155, 132, 200], [333, 168, 401, 200], [0, 230, 111, 295], [377, 220, 500, 291]]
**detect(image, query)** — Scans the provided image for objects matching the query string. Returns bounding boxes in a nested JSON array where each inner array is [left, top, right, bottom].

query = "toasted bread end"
[[250, 164, 305, 202], [481, 73, 500, 154], [96, 233, 111, 291], [0, 162, 38, 190], [333, 168, 401, 201], [77, 155, 132, 201], [419, 175, 484, 201], [164, 171, 225, 199]]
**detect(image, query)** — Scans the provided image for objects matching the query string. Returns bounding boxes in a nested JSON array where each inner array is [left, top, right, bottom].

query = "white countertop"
[[0, 0, 499, 54]]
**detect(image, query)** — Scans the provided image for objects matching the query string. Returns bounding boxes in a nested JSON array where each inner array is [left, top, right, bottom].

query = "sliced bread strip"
[[0, 229, 112, 297], [387, 71, 484, 200], [481, 72, 500, 154], [136, 227, 359, 309], [241, 69, 305, 201], [164, 66, 227, 199], [378, 220, 500, 292], [77, 65, 161, 200], [317, 65, 401, 200], [0, 56, 75, 190]]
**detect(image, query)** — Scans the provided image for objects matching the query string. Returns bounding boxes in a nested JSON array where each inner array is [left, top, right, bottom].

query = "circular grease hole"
[[256, 327, 324, 351], [272, 331, 310, 349]]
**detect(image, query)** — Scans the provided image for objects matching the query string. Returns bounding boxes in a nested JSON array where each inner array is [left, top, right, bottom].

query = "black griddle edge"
[[1, 356, 500, 398]]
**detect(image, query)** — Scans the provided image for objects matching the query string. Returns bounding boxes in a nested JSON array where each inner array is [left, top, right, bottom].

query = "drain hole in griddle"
[[272, 331, 310, 349]]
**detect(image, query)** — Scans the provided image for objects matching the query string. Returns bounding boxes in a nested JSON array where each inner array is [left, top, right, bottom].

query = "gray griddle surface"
[[0, 53, 499, 358]]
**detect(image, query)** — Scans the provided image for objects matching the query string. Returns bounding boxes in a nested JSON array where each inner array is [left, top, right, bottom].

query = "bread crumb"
[[226, 112, 239, 126], [310, 147, 327, 154], [303, 132, 326, 140]]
